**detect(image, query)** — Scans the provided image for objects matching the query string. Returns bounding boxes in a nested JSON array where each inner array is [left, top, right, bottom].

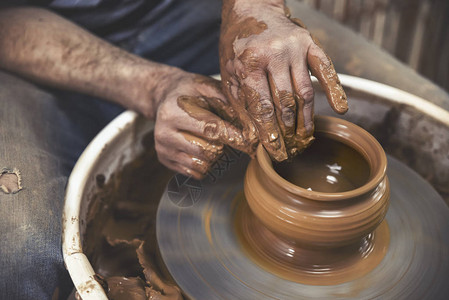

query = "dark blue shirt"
[[3, 0, 171, 50]]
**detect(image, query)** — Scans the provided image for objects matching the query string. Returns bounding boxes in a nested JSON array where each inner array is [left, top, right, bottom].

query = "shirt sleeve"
[[0, 0, 102, 9]]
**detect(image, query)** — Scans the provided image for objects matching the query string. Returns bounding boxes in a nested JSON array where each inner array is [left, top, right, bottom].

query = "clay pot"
[[239, 115, 390, 284], [244, 115, 389, 248]]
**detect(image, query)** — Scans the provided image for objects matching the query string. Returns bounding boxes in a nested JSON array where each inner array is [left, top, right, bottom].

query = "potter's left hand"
[[220, 0, 348, 161], [153, 73, 252, 180]]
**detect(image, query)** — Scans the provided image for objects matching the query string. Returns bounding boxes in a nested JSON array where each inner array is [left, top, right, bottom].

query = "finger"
[[156, 142, 213, 175], [307, 42, 348, 114], [187, 155, 210, 175], [221, 74, 259, 156], [239, 77, 288, 161], [177, 95, 254, 154], [290, 63, 315, 133], [156, 129, 223, 162], [158, 155, 206, 180], [179, 131, 224, 162], [202, 96, 239, 124], [266, 69, 298, 157], [290, 64, 315, 152]]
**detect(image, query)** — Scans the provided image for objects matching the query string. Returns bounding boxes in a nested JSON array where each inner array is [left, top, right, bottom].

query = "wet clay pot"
[[239, 115, 390, 285]]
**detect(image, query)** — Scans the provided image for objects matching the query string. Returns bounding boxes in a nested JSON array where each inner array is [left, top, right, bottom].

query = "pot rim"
[[256, 115, 388, 201]]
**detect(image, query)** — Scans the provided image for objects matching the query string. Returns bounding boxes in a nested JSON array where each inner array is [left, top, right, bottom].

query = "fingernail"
[[192, 157, 209, 174], [184, 167, 204, 180], [184, 168, 193, 176]]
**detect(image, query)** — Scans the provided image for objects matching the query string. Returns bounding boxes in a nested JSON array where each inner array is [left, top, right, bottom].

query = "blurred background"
[[298, 0, 449, 93]]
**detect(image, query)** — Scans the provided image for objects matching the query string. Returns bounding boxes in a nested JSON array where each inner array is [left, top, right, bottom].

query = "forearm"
[[0, 6, 183, 118]]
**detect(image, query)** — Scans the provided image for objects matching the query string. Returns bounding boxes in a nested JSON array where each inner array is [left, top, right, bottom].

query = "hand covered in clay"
[[220, 0, 348, 161], [154, 73, 251, 179]]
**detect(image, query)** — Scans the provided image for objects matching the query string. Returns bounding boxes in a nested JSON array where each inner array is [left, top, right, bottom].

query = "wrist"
[[150, 65, 189, 115], [124, 62, 188, 119]]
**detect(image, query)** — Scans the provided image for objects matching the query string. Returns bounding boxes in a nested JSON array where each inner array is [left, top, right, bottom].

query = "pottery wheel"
[[156, 149, 449, 299]]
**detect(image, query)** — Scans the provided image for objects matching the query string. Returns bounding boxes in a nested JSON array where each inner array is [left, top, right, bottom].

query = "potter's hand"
[[220, 0, 348, 161], [0, 7, 250, 178], [154, 73, 250, 179]]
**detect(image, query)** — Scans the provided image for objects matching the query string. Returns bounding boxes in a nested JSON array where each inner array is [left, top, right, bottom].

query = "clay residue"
[[0, 168, 22, 194], [307, 50, 348, 114], [267, 72, 314, 157], [289, 15, 348, 115], [219, 3, 348, 162], [83, 133, 183, 300], [181, 132, 224, 162], [177, 95, 252, 154], [94, 241, 183, 300], [136, 243, 182, 300], [237, 83, 288, 161], [219, 1, 298, 162], [101, 277, 148, 300], [220, 0, 267, 63], [219, 2, 267, 157]]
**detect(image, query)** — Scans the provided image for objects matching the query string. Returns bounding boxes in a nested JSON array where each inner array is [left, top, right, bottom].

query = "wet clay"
[[220, 2, 289, 160], [274, 134, 370, 193], [181, 131, 224, 162], [307, 51, 348, 114], [83, 133, 183, 299], [220, 5, 264, 149], [101, 276, 149, 300], [177, 94, 250, 154], [238, 115, 390, 285], [237, 83, 288, 161], [266, 72, 297, 154], [288, 15, 348, 115], [235, 195, 390, 285], [220, 1, 348, 162]]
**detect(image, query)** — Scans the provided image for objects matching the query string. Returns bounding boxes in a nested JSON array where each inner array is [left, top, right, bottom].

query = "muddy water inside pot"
[[274, 134, 371, 193]]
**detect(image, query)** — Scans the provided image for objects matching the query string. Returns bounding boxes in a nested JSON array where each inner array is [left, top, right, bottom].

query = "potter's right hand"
[[220, 0, 348, 161], [153, 73, 254, 179]]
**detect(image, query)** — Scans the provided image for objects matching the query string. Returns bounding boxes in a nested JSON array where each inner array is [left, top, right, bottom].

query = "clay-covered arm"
[[0, 6, 179, 119], [220, 0, 348, 161], [0, 7, 251, 179]]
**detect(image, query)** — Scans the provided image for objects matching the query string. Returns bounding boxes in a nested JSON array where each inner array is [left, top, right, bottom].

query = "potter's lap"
[[0, 71, 122, 299], [0, 71, 69, 299]]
